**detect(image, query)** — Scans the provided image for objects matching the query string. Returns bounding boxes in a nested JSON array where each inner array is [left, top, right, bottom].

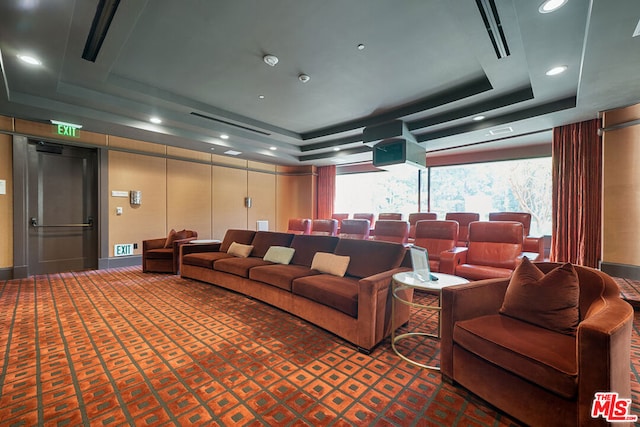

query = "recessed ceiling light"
[[333, 147, 341, 152], [150, 117, 162, 124], [539, 0, 567, 13], [224, 150, 242, 156], [258, 95, 265, 100], [263, 54, 278, 67], [546, 65, 568, 76], [472, 115, 486, 121], [220, 134, 229, 140], [17, 54, 42, 66], [269, 146, 277, 151], [357, 44, 365, 51], [298, 74, 310, 83]]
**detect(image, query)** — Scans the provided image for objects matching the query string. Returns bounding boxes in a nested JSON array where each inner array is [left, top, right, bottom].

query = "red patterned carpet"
[[0, 267, 638, 426]]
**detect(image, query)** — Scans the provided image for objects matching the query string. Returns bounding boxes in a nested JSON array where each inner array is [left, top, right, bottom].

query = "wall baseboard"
[[0, 267, 14, 280], [600, 262, 640, 280], [99, 255, 142, 270]]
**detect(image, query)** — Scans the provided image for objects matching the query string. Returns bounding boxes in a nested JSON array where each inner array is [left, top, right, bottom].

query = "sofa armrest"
[[438, 247, 468, 275], [180, 242, 223, 256], [356, 267, 412, 351], [440, 277, 510, 378], [143, 238, 166, 251], [524, 235, 544, 257], [577, 297, 634, 426]]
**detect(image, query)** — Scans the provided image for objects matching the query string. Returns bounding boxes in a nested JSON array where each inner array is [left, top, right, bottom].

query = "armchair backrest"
[[466, 221, 523, 269], [378, 212, 403, 221], [445, 212, 480, 245], [287, 218, 311, 235], [310, 219, 338, 236], [331, 213, 349, 227], [408, 212, 437, 238], [372, 220, 409, 244], [489, 212, 532, 235], [339, 219, 370, 240], [413, 220, 458, 261]]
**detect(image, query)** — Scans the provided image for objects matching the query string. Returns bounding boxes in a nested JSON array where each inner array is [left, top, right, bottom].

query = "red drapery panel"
[[550, 118, 602, 267], [316, 165, 336, 220]]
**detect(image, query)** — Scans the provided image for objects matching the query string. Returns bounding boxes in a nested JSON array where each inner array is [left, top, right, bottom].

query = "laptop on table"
[[409, 246, 439, 282]]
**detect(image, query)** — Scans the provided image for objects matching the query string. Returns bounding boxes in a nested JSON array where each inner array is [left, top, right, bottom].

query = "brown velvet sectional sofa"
[[180, 229, 412, 353]]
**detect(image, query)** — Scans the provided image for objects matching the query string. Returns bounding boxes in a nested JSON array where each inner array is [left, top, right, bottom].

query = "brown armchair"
[[378, 212, 403, 220], [372, 220, 409, 245], [338, 219, 370, 240], [310, 219, 338, 236], [143, 229, 198, 274], [444, 212, 479, 246], [287, 218, 311, 235], [408, 212, 437, 240], [440, 221, 523, 280], [489, 211, 544, 260], [412, 220, 458, 272], [441, 262, 634, 427]]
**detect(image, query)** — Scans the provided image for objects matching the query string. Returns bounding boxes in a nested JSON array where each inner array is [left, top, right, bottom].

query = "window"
[[335, 157, 552, 236]]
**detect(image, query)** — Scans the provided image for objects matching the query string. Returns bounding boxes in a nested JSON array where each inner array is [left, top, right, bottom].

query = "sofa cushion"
[[454, 314, 577, 399], [500, 258, 579, 335], [249, 264, 318, 291], [182, 252, 234, 269], [220, 229, 256, 252], [311, 252, 350, 277], [292, 274, 359, 318], [289, 235, 340, 267], [228, 242, 254, 257], [250, 232, 295, 258], [214, 257, 272, 278], [145, 248, 173, 259], [263, 246, 296, 264], [333, 239, 405, 279]]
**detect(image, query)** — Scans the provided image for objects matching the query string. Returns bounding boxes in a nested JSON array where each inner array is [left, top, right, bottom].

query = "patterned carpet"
[[0, 267, 637, 426]]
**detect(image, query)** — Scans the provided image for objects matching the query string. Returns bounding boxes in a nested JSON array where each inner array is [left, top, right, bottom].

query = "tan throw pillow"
[[500, 257, 580, 335], [263, 246, 295, 264], [227, 242, 254, 258], [164, 229, 177, 248], [311, 252, 350, 277]]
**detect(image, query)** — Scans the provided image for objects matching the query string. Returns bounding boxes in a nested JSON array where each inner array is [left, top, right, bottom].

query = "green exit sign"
[[56, 124, 80, 138], [114, 244, 134, 257]]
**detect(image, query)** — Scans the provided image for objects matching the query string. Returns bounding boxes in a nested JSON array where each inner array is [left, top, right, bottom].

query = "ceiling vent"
[[475, 0, 510, 59], [363, 121, 426, 170]]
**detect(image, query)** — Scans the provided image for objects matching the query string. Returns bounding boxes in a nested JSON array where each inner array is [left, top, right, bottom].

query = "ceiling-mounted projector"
[[364, 121, 426, 170]]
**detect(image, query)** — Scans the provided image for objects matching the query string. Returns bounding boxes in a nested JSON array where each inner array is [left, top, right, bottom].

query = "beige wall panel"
[[602, 125, 640, 266], [212, 154, 247, 168], [276, 174, 315, 231], [14, 119, 107, 146], [0, 134, 13, 267], [248, 171, 276, 231], [248, 161, 276, 173], [603, 102, 640, 128], [167, 159, 212, 239], [108, 135, 166, 155], [109, 151, 167, 256], [167, 146, 212, 162], [212, 166, 248, 239], [0, 115, 13, 132]]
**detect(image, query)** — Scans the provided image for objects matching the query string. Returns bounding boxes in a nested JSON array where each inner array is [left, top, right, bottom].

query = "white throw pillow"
[[227, 242, 254, 258], [263, 246, 295, 264], [311, 252, 350, 277]]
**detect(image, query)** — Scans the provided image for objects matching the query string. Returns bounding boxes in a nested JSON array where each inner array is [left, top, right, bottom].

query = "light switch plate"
[[0, 180, 5, 195]]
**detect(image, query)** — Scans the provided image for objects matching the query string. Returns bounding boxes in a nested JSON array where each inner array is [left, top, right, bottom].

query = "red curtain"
[[550, 118, 602, 267], [316, 165, 336, 220]]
